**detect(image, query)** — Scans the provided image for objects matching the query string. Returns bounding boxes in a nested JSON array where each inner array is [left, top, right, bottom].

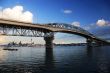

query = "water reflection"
[[86, 45, 93, 58], [94, 46, 109, 73], [44, 48, 55, 73], [86, 45, 109, 73], [0, 46, 109, 73]]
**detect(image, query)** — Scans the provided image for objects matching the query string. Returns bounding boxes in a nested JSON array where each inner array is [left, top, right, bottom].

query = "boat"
[[3, 48, 18, 51]]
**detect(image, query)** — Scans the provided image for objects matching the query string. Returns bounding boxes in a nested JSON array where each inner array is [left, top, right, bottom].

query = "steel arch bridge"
[[0, 19, 109, 49]]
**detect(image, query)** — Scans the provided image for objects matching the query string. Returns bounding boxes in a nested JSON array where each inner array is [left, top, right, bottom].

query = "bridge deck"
[[0, 18, 67, 31], [0, 18, 109, 44]]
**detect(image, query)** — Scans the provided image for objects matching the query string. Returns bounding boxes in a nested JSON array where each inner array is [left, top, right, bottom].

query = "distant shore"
[[0, 43, 87, 47]]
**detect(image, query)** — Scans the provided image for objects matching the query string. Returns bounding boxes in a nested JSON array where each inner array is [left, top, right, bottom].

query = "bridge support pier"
[[86, 38, 93, 46], [95, 41, 104, 46], [44, 36, 54, 49]]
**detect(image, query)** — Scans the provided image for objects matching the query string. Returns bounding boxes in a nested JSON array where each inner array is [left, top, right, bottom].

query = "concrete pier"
[[44, 36, 54, 49], [86, 38, 93, 46]]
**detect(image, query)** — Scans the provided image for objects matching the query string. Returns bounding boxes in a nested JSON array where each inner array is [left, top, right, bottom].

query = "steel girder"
[[0, 25, 54, 37]]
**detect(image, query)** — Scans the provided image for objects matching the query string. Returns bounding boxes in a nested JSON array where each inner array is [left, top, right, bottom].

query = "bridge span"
[[0, 18, 109, 49]]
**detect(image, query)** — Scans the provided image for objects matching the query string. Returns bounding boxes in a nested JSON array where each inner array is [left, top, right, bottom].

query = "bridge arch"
[[45, 23, 93, 39], [44, 23, 95, 49]]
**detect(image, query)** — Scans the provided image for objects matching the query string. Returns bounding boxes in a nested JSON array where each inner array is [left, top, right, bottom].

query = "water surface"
[[0, 46, 110, 73]]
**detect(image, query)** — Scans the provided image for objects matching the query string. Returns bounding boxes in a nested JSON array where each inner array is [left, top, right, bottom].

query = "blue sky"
[[0, 0, 110, 44], [1, 0, 110, 24]]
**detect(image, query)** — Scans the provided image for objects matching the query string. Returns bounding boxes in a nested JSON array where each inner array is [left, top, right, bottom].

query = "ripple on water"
[[0, 46, 110, 73]]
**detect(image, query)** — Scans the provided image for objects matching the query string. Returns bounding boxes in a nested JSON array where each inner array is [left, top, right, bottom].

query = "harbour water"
[[0, 46, 110, 73]]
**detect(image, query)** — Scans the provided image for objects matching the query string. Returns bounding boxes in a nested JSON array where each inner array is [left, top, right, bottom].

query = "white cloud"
[[84, 19, 110, 30], [63, 9, 72, 14], [71, 22, 80, 27], [0, 5, 33, 23], [96, 19, 108, 26]]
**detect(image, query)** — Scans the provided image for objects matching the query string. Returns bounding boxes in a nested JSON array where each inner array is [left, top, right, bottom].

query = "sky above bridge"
[[0, 0, 110, 44]]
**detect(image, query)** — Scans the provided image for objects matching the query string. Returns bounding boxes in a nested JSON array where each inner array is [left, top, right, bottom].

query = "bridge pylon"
[[86, 38, 93, 46], [95, 41, 105, 46], [44, 32, 54, 49]]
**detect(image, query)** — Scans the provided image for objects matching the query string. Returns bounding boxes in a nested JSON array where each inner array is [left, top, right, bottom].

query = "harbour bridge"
[[0, 18, 109, 49]]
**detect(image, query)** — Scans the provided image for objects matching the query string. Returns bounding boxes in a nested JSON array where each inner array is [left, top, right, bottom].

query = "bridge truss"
[[45, 23, 94, 37], [0, 25, 54, 37]]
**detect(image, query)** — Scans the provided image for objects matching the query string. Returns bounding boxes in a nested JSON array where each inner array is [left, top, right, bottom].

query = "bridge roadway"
[[0, 18, 109, 48]]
